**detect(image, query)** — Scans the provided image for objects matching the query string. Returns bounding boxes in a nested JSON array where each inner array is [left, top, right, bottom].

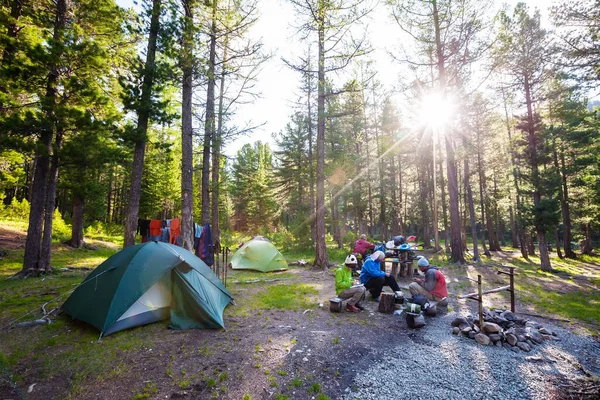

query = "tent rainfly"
[[62, 242, 232, 337], [231, 239, 288, 272]]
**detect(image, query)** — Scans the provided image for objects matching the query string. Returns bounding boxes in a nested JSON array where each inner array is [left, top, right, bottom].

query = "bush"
[[52, 209, 71, 238], [0, 197, 30, 220]]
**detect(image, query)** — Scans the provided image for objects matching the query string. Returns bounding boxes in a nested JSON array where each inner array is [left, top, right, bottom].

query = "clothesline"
[[137, 219, 214, 266]]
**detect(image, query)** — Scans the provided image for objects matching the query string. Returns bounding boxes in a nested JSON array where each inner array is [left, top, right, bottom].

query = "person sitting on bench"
[[335, 255, 366, 312], [353, 234, 375, 259], [359, 251, 401, 302], [409, 258, 448, 302]]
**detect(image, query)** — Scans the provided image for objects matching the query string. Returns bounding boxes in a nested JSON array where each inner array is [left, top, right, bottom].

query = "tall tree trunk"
[[314, 5, 328, 269], [581, 223, 593, 255], [201, 0, 217, 225], [509, 205, 518, 248], [475, 126, 491, 257], [180, 0, 195, 251], [21, 0, 67, 276], [418, 161, 430, 248], [432, 133, 440, 250], [446, 136, 465, 262], [39, 130, 63, 272], [307, 47, 316, 244], [330, 190, 342, 249], [463, 142, 479, 262], [106, 166, 113, 223], [390, 156, 400, 235], [123, 0, 162, 247], [438, 143, 449, 250], [373, 95, 386, 240], [68, 196, 85, 248], [397, 152, 404, 234], [554, 229, 563, 259], [432, 0, 463, 262], [524, 75, 551, 271], [212, 19, 229, 250], [559, 148, 576, 258]]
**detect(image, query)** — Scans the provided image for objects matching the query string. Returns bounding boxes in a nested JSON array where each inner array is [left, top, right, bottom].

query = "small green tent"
[[62, 242, 232, 336], [231, 239, 288, 272]]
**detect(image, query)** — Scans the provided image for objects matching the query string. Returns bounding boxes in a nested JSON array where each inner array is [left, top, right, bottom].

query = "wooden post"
[[478, 274, 483, 329], [509, 267, 515, 313]]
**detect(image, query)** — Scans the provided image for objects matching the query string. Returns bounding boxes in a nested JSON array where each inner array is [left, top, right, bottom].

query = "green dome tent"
[[231, 239, 288, 272], [62, 242, 232, 337]]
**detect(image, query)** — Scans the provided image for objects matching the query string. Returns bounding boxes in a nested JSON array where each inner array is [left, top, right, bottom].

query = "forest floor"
[[0, 221, 599, 399]]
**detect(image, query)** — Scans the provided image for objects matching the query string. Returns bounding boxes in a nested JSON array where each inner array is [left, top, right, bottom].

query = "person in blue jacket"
[[359, 250, 402, 301]]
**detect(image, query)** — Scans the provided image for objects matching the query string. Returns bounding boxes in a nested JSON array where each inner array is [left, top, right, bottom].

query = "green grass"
[[229, 282, 320, 316]]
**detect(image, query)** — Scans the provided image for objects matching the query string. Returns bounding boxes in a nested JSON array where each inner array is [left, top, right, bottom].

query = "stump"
[[378, 292, 395, 314]]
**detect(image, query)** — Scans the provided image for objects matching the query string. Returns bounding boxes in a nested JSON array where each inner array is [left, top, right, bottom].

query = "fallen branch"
[[458, 285, 510, 299], [233, 278, 285, 284], [12, 317, 51, 328]]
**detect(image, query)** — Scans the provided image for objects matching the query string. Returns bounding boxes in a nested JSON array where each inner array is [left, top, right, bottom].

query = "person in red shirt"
[[409, 257, 448, 301], [353, 234, 375, 259]]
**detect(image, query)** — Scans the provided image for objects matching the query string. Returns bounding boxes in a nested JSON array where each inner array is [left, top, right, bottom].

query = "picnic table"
[[380, 247, 414, 277]]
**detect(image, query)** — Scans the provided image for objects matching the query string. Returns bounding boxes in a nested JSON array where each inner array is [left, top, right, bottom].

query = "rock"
[[475, 333, 490, 346], [459, 323, 471, 331], [506, 333, 518, 346], [495, 341, 502, 347], [495, 317, 509, 327], [452, 327, 460, 335], [542, 334, 552, 341], [525, 320, 540, 329], [488, 333, 502, 342], [502, 311, 516, 321], [517, 342, 531, 352], [461, 326, 473, 334], [526, 339, 534, 347], [526, 328, 543, 344], [511, 346, 519, 353], [517, 335, 526, 342], [482, 322, 502, 334], [503, 343, 512, 349], [539, 327, 552, 335], [473, 324, 480, 333], [505, 327, 515, 335], [552, 331, 558, 337], [468, 331, 476, 339], [452, 317, 469, 327]]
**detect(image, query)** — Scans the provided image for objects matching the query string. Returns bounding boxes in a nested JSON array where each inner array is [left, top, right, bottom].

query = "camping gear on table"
[[62, 242, 232, 337], [231, 239, 288, 272]]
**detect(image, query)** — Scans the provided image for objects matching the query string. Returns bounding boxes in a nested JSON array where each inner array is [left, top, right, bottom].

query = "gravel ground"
[[342, 309, 600, 400]]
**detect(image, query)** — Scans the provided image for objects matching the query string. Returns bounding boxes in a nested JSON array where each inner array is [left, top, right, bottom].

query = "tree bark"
[[39, 130, 63, 273], [307, 48, 316, 244], [180, 0, 195, 251], [446, 135, 465, 262], [123, 0, 162, 247], [463, 143, 479, 262], [201, 0, 217, 225], [21, 0, 68, 276], [67, 196, 85, 248], [559, 148, 576, 258], [313, 3, 328, 269], [580, 223, 593, 255], [438, 143, 449, 250], [524, 74, 551, 271], [554, 229, 563, 259], [211, 38, 228, 250]]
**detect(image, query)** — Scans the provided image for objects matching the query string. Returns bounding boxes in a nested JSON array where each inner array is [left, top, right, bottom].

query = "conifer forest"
[[1, 0, 599, 275]]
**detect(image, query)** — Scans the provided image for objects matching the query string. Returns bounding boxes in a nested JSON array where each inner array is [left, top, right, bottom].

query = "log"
[[378, 292, 395, 314], [458, 285, 510, 299]]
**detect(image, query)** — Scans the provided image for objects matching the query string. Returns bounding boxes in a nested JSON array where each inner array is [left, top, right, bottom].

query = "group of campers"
[[335, 235, 448, 313]]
